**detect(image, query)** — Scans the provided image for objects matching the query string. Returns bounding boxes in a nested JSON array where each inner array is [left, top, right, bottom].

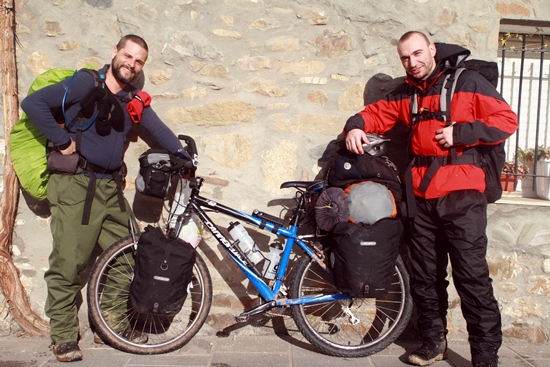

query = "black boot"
[[472, 355, 498, 367], [407, 334, 447, 366]]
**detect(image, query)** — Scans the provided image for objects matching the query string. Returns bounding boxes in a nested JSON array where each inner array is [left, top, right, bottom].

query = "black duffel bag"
[[130, 225, 197, 315], [330, 218, 402, 298]]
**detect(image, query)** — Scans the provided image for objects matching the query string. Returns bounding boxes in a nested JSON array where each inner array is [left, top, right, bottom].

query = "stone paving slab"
[[0, 331, 546, 367]]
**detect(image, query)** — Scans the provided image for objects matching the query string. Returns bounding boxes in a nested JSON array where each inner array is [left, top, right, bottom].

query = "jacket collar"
[[405, 64, 445, 92]]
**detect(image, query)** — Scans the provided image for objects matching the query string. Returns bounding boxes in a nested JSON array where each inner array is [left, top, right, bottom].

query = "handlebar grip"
[[178, 135, 198, 157]]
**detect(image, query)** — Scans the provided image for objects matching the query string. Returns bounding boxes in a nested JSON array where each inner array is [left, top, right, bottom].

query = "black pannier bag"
[[329, 218, 402, 298], [130, 225, 197, 315]]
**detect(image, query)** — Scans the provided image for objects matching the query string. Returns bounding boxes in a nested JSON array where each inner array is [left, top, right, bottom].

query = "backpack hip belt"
[[78, 158, 121, 176], [413, 153, 482, 167], [413, 153, 482, 194]]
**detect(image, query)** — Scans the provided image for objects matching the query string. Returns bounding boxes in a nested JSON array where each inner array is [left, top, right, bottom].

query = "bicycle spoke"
[[88, 237, 212, 354], [290, 255, 412, 357]]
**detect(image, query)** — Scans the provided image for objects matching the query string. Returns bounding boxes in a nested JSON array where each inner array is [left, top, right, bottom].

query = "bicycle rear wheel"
[[87, 233, 212, 354], [289, 254, 412, 357]]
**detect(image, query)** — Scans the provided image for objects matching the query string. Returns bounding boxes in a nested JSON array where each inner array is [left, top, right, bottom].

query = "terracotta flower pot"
[[500, 174, 514, 192]]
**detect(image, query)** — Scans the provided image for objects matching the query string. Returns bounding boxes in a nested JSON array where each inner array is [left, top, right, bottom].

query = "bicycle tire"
[[289, 254, 412, 358], [87, 233, 212, 355]]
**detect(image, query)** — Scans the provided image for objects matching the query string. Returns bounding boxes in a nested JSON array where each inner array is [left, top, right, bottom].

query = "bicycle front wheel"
[[289, 254, 412, 358], [87, 233, 213, 354]]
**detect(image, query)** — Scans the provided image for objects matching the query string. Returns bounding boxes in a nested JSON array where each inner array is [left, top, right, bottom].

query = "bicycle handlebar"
[[362, 132, 389, 157], [178, 134, 199, 170]]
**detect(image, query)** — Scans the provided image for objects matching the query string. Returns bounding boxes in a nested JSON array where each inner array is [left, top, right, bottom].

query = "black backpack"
[[130, 225, 197, 316], [326, 144, 403, 212], [409, 61, 506, 206]]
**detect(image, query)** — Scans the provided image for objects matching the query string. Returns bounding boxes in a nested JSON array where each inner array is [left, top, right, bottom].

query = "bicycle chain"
[[264, 307, 293, 319]]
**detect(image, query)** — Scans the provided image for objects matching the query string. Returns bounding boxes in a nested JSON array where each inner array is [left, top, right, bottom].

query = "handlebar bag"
[[136, 149, 175, 198], [329, 217, 402, 298], [130, 225, 197, 316]]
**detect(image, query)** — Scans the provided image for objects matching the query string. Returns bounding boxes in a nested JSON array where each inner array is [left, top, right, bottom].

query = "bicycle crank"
[[235, 300, 277, 323]]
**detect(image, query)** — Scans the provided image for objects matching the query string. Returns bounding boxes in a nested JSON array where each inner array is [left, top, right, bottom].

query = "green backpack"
[[10, 67, 99, 200]]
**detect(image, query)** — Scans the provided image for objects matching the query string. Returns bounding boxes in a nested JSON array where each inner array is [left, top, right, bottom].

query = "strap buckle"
[[78, 156, 88, 171]]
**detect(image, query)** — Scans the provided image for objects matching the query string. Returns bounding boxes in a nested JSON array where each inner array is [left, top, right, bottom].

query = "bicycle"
[[87, 134, 413, 358]]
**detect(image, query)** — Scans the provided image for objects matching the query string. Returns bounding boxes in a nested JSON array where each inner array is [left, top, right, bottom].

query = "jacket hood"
[[434, 42, 471, 68], [405, 42, 472, 91]]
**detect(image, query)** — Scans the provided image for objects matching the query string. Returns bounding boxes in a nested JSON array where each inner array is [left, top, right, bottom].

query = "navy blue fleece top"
[[20, 65, 184, 172]]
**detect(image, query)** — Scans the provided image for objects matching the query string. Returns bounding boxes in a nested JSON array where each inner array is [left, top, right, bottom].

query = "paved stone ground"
[[0, 324, 547, 367]]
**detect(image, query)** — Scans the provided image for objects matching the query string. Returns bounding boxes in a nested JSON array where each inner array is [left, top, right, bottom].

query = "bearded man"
[[21, 35, 189, 362]]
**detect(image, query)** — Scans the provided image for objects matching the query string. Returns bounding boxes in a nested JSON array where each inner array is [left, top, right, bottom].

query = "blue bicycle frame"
[[179, 177, 349, 316]]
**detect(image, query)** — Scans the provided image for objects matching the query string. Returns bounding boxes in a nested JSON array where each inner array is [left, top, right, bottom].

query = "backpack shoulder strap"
[[410, 69, 461, 127], [62, 68, 105, 127], [62, 68, 107, 155], [440, 67, 467, 161], [78, 68, 105, 88], [440, 67, 466, 124]]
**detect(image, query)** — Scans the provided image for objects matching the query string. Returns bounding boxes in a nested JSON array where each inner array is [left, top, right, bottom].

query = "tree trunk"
[[0, 0, 49, 336]]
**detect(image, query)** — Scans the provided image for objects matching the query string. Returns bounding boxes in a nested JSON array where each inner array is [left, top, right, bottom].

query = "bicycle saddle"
[[280, 180, 325, 190]]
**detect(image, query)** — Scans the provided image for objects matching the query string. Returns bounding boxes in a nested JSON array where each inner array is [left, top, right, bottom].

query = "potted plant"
[[516, 148, 536, 197], [517, 146, 550, 199], [517, 145, 550, 166], [500, 161, 529, 192]]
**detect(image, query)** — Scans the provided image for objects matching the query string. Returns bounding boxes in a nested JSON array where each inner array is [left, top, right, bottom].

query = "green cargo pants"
[[45, 173, 133, 344]]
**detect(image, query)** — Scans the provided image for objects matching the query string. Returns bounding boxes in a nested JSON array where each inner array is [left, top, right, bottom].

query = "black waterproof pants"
[[407, 190, 501, 359]]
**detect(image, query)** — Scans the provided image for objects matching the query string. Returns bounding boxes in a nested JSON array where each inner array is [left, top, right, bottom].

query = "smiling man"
[[21, 35, 189, 362], [343, 31, 517, 367], [398, 32, 436, 80]]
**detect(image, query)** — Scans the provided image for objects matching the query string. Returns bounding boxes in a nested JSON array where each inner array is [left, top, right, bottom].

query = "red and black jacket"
[[344, 43, 518, 199]]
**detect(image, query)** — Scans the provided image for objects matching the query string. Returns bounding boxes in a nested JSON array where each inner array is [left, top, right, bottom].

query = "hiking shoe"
[[120, 328, 148, 344], [407, 337, 447, 366], [94, 329, 149, 344], [52, 341, 83, 362], [472, 356, 498, 367]]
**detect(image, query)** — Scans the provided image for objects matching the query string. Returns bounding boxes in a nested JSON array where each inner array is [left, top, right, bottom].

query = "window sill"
[[494, 191, 550, 206]]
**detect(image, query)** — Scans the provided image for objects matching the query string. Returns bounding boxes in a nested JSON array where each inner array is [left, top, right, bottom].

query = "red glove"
[[127, 91, 152, 123]]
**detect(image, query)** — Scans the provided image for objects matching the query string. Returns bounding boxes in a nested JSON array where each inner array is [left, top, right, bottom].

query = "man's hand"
[[345, 129, 370, 154], [59, 139, 76, 155], [435, 123, 455, 148]]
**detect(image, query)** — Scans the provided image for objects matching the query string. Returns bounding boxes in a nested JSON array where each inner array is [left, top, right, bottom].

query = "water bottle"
[[228, 222, 264, 265], [262, 240, 283, 280]]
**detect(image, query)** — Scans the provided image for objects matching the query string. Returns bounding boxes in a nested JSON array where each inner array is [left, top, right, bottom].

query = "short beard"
[[111, 59, 137, 85]]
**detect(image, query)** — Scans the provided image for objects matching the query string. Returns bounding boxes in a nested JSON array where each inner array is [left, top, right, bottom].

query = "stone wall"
[[1, 0, 549, 344]]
